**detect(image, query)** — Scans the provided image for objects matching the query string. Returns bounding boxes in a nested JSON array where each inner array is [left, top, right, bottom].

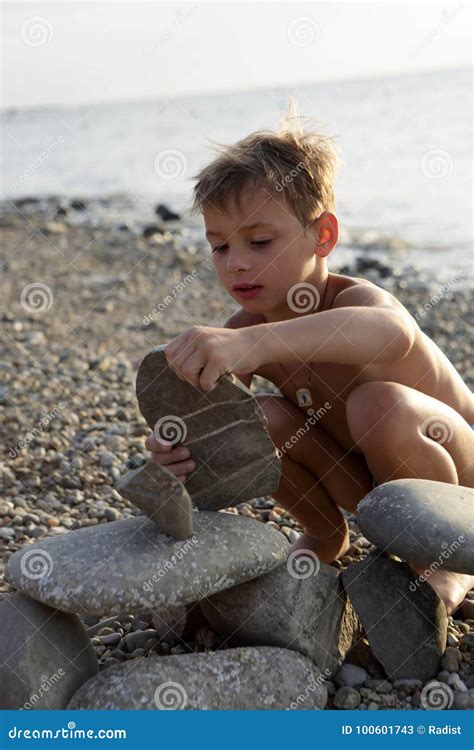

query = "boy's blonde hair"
[[191, 98, 339, 230]]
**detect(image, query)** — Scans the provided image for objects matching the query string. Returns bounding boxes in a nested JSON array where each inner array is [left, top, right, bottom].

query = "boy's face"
[[203, 185, 333, 320]]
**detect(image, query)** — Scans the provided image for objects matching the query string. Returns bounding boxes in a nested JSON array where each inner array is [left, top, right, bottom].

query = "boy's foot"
[[411, 566, 474, 616], [288, 527, 350, 564]]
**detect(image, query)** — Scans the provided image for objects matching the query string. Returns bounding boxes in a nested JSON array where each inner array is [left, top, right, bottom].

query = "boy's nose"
[[226, 249, 252, 273]]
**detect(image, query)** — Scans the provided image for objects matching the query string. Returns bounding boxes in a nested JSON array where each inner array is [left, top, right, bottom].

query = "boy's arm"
[[223, 309, 265, 388], [254, 283, 418, 367]]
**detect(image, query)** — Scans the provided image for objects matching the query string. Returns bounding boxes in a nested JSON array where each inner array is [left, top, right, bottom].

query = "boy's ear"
[[314, 211, 338, 257]]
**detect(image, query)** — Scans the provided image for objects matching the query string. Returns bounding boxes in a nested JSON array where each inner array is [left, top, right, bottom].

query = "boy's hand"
[[145, 433, 196, 484], [163, 325, 263, 391]]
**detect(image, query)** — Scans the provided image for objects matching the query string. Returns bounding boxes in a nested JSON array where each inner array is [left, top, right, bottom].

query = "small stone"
[[448, 673, 467, 692], [452, 689, 474, 710], [68, 647, 328, 710], [334, 686, 361, 709], [99, 451, 115, 468], [334, 664, 368, 688], [122, 630, 160, 653], [104, 508, 120, 522], [441, 647, 462, 672], [98, 632, 121, 647], [117, 460, 194, 539]]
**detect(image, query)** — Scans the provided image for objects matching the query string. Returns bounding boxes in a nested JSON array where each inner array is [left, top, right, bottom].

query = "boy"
[[146, 116, 474, 615]]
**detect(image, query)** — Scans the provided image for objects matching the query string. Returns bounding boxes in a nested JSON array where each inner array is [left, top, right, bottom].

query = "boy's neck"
[[262, 270, 330, 324]]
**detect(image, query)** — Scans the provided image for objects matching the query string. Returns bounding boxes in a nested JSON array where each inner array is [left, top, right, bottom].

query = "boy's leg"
[[345, 380, 474, 613], [255, 393, 373, 562]]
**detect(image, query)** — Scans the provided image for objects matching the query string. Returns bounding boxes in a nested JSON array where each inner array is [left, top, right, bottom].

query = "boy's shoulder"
[[331, 275, 408, 314]]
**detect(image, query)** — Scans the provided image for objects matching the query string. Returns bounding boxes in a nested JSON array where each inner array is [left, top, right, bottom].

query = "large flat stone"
[[0, 593, 98, 709], [200, 558, 360, 676], [342, 554, 447, 682], [357, 479, 474, 574], [68, 646, 327, 710], [5, 512, 288, 615], [136, 346, 281, 510], [117, 459, 194, 539]]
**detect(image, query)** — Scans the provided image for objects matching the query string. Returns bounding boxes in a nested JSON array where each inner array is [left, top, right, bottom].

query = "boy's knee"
[[346, 381, 410, 448]]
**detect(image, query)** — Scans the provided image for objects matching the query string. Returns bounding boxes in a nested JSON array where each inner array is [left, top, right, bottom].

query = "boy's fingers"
[[145, 433, 172, 451]]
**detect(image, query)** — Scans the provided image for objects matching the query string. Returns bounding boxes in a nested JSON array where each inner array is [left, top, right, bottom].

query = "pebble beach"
[[1, 194, 473, 710]]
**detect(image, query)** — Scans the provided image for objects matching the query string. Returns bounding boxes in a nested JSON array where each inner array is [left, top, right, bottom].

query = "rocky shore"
[[1, 194, 472, 710]]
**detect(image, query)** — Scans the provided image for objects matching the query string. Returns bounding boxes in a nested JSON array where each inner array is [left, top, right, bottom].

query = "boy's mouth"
[[232, 283, 264, 298]]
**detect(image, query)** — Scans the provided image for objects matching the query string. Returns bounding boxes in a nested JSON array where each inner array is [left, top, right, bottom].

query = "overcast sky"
[[2, 1, 471, 109]]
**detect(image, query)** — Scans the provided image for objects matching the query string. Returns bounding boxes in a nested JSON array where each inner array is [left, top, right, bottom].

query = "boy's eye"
[[251, 239, 272, 247], [211, 244, 228, 253]]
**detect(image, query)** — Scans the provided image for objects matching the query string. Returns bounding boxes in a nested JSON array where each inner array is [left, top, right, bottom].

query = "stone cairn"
[[2, 345, 473, 710]]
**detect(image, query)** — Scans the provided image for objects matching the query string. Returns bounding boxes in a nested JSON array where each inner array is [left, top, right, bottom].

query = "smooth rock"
[[200, 559, 360, 676], [357, 479, 474, 574], [334, 686, 361, 709], [68, 646, 327, 710], [342, 554, 447, 682], [452, 689, 474, 709], [136, 346, 281, 510], [5, 512, 288, 615], [334, 663, 368, 688], [0, 593, 98, 709], [117, 460, 194, 539]]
